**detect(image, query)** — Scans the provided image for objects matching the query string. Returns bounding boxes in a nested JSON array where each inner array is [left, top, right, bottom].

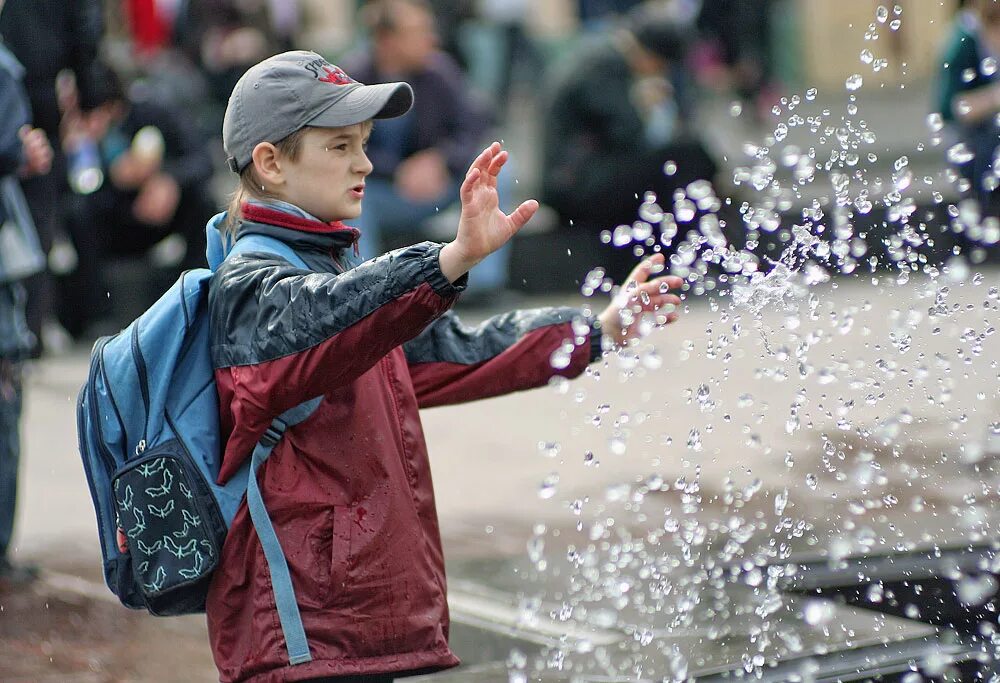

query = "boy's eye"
[[325, 144, 348, 152]]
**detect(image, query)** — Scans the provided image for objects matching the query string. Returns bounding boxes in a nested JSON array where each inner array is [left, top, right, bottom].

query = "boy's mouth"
[[350, 184, 365, 198]]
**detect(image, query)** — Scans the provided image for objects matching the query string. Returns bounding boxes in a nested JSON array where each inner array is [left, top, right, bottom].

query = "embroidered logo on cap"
[[304, 58, 355, 85]]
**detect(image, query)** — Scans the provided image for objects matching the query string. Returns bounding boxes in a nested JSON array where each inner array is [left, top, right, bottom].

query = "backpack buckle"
[[260, 425, 283, 448]]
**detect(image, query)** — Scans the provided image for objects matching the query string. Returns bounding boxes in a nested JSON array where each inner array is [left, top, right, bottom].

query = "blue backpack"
[[76, 216, 318, 665]]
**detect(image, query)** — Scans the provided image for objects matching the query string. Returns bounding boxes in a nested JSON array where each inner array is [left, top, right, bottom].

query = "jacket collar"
[[240, 200, 361, 255]]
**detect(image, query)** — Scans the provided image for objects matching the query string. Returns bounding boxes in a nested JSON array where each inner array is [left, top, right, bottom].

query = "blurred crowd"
[[0, 0, 788, 355]]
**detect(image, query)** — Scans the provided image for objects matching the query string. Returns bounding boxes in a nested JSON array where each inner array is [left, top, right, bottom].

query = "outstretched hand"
[[597, 253, 683, 347], [439, 142, 538, 283]]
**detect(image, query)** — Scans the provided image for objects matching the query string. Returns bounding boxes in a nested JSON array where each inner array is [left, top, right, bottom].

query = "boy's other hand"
[[395, 148, 449, 202], [18, 126, 53, 178], [132, 173, 181, 226], [597, 253, 683, 348], [440, 141, 537, 283]]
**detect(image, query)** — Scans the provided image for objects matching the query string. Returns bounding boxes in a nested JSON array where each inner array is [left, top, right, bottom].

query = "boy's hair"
[[224, 120, 375, 234]]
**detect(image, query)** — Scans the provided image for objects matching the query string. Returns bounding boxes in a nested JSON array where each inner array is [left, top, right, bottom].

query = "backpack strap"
[[226, 233, 319, 665], [228, 232, 311, 270], [246, 397, 323, 665]]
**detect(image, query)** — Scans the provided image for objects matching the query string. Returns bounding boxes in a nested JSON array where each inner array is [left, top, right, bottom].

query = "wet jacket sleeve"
[[403, 307, 603, 408], [210, 241, 463, 416]]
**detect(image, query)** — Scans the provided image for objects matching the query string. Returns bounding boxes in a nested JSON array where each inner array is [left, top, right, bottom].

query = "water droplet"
[[805, 473, 818, 490], [889, 18, 901, 30], [663, 160, 677, 176], [957, 575, 998, 606], [805, 87, 817, 101], [803, 599, 835, 625], [686, 428, 703, 452], [609, 436, 627, 455], [876, 5, 889, 22], [983, 56, 999, 76], [947, 142, 975, 164], [537, 441, 561, 458], [927, 112, 944, 132], [860, 48, 874, 65], [774, 489, 788, 516], [845, 74, 864, 91], [538, 473, 559, 499]]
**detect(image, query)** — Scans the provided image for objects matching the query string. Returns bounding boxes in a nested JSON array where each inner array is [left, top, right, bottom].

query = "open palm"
[[455, 142, 538, 264]]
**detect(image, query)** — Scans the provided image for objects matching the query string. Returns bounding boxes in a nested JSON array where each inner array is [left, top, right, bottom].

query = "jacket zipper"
[[131, 324, 150, 451]]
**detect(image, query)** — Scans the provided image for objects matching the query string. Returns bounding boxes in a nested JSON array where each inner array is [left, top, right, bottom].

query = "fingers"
[[459, 166, 482, 203], [470, 141, 501, 176], [626, 252, 666, 285], [487, 149, 508, 177], [507, 199, 539, 232]]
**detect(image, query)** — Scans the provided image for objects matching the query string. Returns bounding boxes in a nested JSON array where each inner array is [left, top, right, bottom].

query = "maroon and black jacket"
[[205, 205, 601, 682]]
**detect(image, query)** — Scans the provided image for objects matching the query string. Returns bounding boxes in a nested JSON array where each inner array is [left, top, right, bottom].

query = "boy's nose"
[[356, 151, 374, 175]]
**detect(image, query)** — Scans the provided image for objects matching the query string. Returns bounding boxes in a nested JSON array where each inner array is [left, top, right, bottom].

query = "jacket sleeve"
[[403, 306, 603, 408], [211, 241, 464, 417]]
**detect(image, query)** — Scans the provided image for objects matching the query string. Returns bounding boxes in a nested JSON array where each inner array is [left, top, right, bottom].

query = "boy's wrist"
[[439, 241, 479, 283]]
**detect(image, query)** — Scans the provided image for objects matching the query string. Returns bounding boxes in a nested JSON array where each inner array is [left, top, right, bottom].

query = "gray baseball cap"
[[223, 50, 414, 173]]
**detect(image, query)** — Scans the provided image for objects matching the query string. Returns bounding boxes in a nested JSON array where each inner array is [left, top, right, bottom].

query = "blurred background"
[[0, 0, 971, 350]]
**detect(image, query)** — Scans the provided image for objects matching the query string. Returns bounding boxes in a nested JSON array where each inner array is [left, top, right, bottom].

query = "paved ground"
[[3, 261, 998, 680]]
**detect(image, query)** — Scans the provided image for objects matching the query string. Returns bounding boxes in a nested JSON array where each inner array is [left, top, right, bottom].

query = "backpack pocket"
[[111, 440, 227, 615]]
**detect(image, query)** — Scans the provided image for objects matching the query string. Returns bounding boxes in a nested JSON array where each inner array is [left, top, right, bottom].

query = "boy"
[[208, 50, 681, 682]]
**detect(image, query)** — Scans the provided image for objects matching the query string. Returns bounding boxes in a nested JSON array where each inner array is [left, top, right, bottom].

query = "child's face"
[[278, 124, 373, 222]]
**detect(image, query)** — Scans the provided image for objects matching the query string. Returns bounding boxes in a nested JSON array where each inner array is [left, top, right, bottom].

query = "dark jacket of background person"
[[0, 44, 34, 361], [205, 209, 600, 681], [937, 10, 993, 124], [0, 0, 104, 135], [0, 41, 39, 584], [540, 37, 712, 227], [935, 8, 1000, 212], [343, 51, 491, 183]]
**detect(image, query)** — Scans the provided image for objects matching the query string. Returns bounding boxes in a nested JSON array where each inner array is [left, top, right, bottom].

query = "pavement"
[[3, 260, 998, 680]]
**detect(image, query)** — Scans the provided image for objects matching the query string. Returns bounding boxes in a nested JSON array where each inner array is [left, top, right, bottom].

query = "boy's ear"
[[251, 142, 285, 187]]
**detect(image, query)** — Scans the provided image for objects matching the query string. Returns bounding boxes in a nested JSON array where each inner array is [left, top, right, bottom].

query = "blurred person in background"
[[693, 0, 780, 122], [0, 8, 53, 584], [479, 0, 542, 118], [539, 3, 716, 281], [58, 63, 215, 339], [936, 0, 1000, 215], [347, 0, 512, 300], [0, 0, 105, 355], [172, 0, 294, 128]]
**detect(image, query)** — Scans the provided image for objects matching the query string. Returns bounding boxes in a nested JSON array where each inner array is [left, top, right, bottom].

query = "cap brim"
[[307, 82, 414, 128]]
